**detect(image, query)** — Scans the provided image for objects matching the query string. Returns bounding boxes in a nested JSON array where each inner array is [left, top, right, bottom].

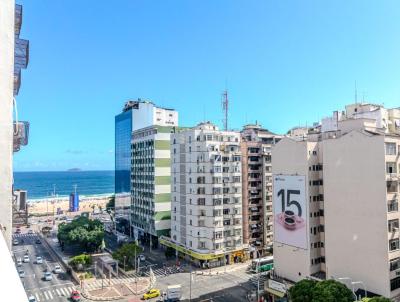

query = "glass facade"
[[115, 110, 132, 194]]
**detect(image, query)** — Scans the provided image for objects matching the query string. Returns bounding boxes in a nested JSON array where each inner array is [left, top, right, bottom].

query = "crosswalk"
[[84, 266, 183, 290], [27, 285, 76, 301], [249, 273, 268, 288], [13, 233, 38, 238]]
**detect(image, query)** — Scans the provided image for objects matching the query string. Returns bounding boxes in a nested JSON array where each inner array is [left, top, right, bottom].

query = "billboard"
[[273, 175, 307, 249]]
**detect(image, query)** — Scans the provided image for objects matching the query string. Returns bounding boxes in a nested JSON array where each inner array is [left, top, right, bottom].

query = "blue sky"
[[15, 0, 400, 171]]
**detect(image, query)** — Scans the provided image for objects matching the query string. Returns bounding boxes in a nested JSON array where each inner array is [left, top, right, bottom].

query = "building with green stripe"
[[131, 123, 182, 248]]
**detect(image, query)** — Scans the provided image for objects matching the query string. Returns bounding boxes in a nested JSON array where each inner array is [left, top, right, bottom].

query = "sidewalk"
[[195, 261, 250, 276]]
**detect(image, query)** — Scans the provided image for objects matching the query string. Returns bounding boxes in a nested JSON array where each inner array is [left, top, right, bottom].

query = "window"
[[390, 257, 400, 271], [391, 276, 400, 291], [390, 238, 400, 251], [233, 176, 241, 183], [386, 143, 397, 155], [198, 198, 205, 205], [389, 219, 399, 232], [213, 198, 222, 206], [388, 200, 399, 212], [387, 162, 397, 174], [387, 181, 398, 193]]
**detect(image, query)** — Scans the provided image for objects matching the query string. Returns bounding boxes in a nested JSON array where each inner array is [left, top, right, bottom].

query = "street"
[[12, 229, 78, 302]]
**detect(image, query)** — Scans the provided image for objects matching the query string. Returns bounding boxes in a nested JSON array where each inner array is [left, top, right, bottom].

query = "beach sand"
[[27, 195, 111, 215]]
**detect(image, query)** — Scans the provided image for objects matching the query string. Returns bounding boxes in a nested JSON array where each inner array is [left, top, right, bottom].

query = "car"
[[18, 270, 25, 278], [142, 289, 161, 300], [35, 239, 41, 244], [53, 265, 62, 274], [138, 254, 146, 262], [13, 239, 19, 245], [28, 229, 33, 234], [70, 290, 81, 302], [17, 258, 22, 266], [36, 256, 43, 264], [15, 228, 21, 234], [28, 295, 36, 302], [44, 272, 52, 281], [23, 255, 30, 263]]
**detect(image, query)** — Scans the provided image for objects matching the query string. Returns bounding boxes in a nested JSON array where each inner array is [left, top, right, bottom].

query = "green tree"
[[57, 216, 104, 252], [112, 242, 142, 270], [288, 279, 316, 302], [164, 247, 175, 259], [106, 195, 115, 214], [69, 254, 92, 271], [312, 280, 354, 302]]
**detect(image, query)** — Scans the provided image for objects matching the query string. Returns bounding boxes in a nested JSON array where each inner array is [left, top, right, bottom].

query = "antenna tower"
[[222, 90, 228, 131]]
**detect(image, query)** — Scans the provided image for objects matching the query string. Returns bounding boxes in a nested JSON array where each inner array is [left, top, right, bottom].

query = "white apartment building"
[[269, 103, 400, 300], [163, 122, 245, 268]]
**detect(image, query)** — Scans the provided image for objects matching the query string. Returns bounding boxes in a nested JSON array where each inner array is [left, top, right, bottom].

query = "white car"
[[18, 270, 25, 278], [28, 296, 37, 302], [17, 258, 22, 266], [138, 254, 146, 262], [36, 256, 43, 264], [23, 255, 30, 263], [28, 230, 33, 234], [13, 239, 19, 245], [53, 265, 62, 274], [44, 272, 52, 281]]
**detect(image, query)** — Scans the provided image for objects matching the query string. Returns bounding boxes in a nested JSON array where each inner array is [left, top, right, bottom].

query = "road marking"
[[35, 293, 40, 302], [55, 288, 61, 296], [43, 291, 49, 299], [48, 290, 53, 299]]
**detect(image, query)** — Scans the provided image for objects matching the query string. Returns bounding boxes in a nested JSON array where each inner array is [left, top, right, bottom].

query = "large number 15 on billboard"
[[273, 175, 307, 249]]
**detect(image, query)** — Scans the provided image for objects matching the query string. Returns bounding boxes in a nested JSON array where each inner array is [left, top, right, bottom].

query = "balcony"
[[13, 121, 29, 152], [387, 173, 399, 181]]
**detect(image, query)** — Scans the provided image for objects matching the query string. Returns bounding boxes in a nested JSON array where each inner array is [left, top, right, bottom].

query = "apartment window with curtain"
[[386, 142, 397, 155], [388, 219, 399, 232]]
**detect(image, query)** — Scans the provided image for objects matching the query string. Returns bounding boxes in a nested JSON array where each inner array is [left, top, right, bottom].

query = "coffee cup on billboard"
[[284, 217, 296, 230], [284, 210, 295, 219]]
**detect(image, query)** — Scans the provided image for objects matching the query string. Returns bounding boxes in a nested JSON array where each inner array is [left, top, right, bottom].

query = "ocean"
[[13, 170, 115, 200]]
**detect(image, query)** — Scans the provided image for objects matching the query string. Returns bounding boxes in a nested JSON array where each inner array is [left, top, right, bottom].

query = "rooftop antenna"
[[222, 90, 228, 131]]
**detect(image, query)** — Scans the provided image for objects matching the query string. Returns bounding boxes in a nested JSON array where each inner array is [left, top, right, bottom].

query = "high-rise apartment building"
[[240, 124, 281, 259], [131, 124, 178, 248], [1, 1, 29, 249], [115, 100, 178, 241], [164, 122, 244, 268], [269, 103, 400, 300]]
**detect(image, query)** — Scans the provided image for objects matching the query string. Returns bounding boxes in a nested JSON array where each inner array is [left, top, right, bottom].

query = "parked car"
[[142, 289, 160, 300], [44, 272, 52, 281], [23, 255, 30, 263], [18, 270, 25, 278], [28, 230, 33, 234], [13, 239, 19, 245], [28, 295, 36, 302], [17, 258, 22, 266], [70, 290, 81, 302], [35, 239, 41, 244], [138, 254, 146, 262], [15, 228, 21, 234], [36, 256, 43, 264], [53, 265, 62, 274]]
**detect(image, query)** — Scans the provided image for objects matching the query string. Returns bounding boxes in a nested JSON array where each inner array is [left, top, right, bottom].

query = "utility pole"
[[189, 269, 192, 302]]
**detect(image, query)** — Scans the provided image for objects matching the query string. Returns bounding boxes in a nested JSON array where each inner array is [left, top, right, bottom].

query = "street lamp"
[[351, 281, 367, 300], [337, 277, 357, 301]]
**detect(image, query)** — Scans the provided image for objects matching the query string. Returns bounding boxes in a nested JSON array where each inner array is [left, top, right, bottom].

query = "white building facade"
[[165, 122, 245, 267], [270, 103, 400, 300]]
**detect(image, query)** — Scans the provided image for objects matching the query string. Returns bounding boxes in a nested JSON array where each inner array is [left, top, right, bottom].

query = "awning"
[[265, 287, 286, 298]]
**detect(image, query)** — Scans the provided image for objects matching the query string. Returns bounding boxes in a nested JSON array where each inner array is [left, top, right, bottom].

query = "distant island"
[[67, 168, 82, 172]]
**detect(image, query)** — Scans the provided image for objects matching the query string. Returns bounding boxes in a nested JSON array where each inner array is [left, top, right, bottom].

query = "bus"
[[250, 256, 274, 273]]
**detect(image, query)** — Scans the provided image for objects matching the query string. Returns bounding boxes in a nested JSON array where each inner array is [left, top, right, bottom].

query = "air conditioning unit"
[[13, 121, 29, 152]]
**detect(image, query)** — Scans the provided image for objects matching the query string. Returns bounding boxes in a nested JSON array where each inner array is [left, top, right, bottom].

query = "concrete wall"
[[0, 0, 15, 249], [323, 131, 390, 297], [272, 138, 312, 282]]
